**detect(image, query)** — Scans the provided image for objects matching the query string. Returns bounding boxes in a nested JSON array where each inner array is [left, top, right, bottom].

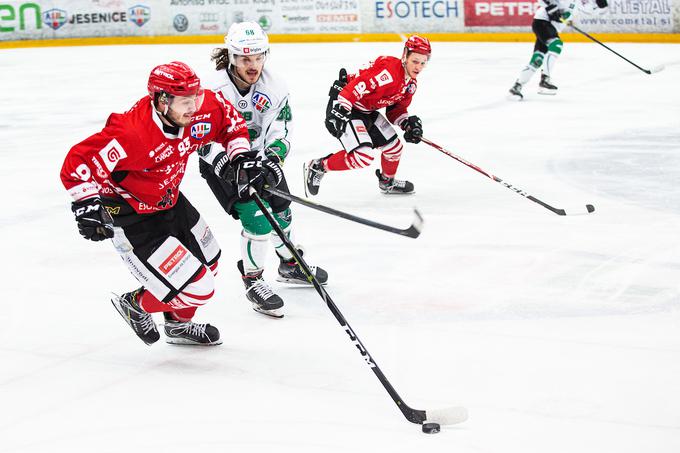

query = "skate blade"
[[276, 274, 328, 286], [507, 93, 523, 101], [252, 304, 284, 318], [165, 337, 223, 346], [380, 190, 416, 196], [537, 88, 557, 95]]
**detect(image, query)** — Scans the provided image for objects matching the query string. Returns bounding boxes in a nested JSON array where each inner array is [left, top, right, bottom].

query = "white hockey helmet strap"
[[225, 22, 270, 57]]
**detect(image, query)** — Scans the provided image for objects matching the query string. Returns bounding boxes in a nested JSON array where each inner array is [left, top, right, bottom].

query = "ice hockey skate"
[[508, 81, 524, 101], [162, 313, 221, 345], [538, 74, 558, 95], [376, 169, 414, 195], [111, 288, 160, 345], [303, 159, 326, 196], [276, 251, 329, 285], [237, 260, 284, 318]]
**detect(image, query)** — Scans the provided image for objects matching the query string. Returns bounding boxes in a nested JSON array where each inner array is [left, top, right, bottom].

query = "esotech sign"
[[376, 0, 460, 19], [464, 0, 538, 26]]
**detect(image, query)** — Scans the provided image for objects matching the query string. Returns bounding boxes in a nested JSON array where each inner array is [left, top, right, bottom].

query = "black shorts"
[[102, 193, 221, 302], [532, 19, 559, 54], [198, 158, 292, 219]]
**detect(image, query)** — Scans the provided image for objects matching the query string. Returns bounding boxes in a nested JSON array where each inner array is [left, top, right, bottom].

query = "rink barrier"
[[2, 32, 679, 49]]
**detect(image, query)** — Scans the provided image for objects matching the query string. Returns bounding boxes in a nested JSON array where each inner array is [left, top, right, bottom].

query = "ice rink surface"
[[1, 40, 680, 452]]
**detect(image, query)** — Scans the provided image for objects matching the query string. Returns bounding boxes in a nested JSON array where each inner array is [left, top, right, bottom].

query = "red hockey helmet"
[[404, 35, 432, 57], [147, 61, 202, 99]]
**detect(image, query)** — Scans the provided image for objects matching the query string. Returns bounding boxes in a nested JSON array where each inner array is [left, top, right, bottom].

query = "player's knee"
[[547, 39, 563, 55], [174, 265, 215, 308], [347, 146, 374, 169], [380, 140, 404, 162], [236, 201, 273, 235], [530, 51, 545, 68], [274, 208, 292, 230]]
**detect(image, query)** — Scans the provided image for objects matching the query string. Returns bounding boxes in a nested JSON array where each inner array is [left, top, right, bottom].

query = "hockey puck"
[[422, 422, 440, 434]]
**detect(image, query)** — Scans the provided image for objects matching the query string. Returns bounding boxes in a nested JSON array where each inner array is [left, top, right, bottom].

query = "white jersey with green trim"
[[535, 0, 602, 32], [206, 67, 291, 161]]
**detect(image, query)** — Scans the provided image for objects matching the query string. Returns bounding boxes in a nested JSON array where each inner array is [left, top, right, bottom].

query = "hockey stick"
[[421, 137, 595, 216], [264, 186, 423, 239], [563, 20, 665, 74], [251, 190, 468, 427]]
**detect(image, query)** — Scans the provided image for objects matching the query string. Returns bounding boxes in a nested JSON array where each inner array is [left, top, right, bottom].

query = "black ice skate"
[[376, 169, 415, 195], [303, 159, 326, 196], [276, 251, 329, 285], [111, 288, 160, 345], [162, 313, 221, 346], [237, 260, 284, 318], [508, 81, 524, 100], [538, 74, 558, 95]]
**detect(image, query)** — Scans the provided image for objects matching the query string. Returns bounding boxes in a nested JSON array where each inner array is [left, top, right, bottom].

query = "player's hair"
[[211, 48, 230, 71]]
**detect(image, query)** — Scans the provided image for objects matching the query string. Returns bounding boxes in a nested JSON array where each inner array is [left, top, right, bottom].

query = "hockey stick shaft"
[[264, 186, 423, 238], [565, 21, 654, 74], [251, 191, 430, 424], [421, 138, 594, 216]]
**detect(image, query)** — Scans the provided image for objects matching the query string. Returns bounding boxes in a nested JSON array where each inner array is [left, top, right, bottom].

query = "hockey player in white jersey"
[[509, 0, 609, 100], [199, 22, 328, 318]]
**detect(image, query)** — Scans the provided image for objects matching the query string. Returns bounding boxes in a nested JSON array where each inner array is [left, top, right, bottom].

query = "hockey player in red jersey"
[[60, 61, 283, 346], [304, 35, 430, 196]]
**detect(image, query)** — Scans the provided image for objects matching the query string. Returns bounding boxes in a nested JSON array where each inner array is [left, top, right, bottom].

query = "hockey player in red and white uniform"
[[60, 61, 283, 346], [304, 35, 430, 196]]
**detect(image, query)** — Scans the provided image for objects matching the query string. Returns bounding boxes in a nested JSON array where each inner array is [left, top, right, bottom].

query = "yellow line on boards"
[[2, 32, 679, 49]]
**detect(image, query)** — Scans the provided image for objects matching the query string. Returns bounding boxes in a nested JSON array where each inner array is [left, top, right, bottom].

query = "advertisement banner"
[[463, 0, 537, 26], [363, 0, 465, 32], [577, 0, 673, 32], [1, 0, 155, 40], [166, 0, 361, 36]]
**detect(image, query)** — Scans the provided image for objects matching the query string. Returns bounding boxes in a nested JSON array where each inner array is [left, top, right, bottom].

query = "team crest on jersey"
[[191, 122, 211, 139], [252, 91, 271, 113], [406, 82, 416, 94]]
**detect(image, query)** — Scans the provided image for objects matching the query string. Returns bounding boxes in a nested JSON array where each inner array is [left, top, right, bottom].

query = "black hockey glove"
[[234, 155, 283, 200], [402, 115, 423, 144], [545, 2, 562, 21], [328, 68, 348, 99], [71, 198, 114, 241], [325, 104, 351, 139]]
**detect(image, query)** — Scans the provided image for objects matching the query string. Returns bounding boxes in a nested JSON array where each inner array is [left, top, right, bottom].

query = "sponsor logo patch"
[[252, 91, 271, 113], [160, 245, 188, 275], [128, 4, 150, 27], [98, 139, 128, 172], [191, 122, 211, 139], [375, 69, 393, 87], [43, 9, 67, 30]]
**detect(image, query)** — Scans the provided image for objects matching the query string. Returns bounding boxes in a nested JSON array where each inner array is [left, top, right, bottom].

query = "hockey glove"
[[325, 104, 351, 139], [402, 115, 423, 144], [328, 68, 348, 99], [234, 156, 284, 200], [71, 198, 114, 241], [545, 2, 562, 22]]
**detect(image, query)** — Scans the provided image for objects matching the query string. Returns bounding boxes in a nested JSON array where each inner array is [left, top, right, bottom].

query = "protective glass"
[[232, 53, 267, 69]]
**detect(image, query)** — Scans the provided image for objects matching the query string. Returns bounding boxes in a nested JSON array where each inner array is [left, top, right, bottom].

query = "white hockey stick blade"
[[560, 204, 596, 216], [649, 64, 665, 74], [425, 406, 469, 425]]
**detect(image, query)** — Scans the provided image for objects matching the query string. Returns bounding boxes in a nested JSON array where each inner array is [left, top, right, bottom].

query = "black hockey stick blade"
[[265, 187, 424, 238]]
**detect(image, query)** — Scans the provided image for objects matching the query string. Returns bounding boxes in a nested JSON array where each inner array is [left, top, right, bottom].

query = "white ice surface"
[[1, 41, 680, 452]]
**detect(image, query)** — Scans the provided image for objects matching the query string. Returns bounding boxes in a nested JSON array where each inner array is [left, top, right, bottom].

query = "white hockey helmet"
[[225, 22, 269, 58]]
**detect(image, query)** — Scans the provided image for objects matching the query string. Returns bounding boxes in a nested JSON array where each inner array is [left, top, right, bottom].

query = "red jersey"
[[61, 90, 249, 213], [336, 56, 417, 127]]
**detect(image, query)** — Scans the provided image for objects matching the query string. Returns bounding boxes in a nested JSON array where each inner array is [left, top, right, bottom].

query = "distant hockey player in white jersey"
[[509, 0, 608, 100], [199, 22, 328, 318]]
